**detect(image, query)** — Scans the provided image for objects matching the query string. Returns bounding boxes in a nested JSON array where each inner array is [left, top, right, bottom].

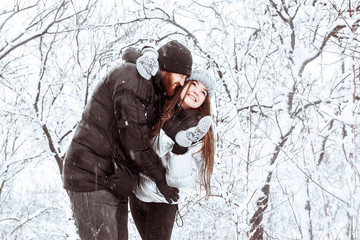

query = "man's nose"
[[179, 77, 186, 86]]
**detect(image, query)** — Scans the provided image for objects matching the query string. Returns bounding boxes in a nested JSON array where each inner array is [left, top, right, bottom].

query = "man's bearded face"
[[162, 72, 186, 96], [163, 73, 176, 96]]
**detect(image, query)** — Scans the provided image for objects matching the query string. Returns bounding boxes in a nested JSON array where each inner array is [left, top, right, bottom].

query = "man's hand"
[[175, 115, 212, 147], [99, 165, 139, 200], [136, 47, 159, 80], [155, 179, 179, 203]]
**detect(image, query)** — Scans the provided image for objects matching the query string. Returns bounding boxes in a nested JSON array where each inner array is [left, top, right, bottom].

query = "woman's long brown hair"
[[153, 80, 215, 197]]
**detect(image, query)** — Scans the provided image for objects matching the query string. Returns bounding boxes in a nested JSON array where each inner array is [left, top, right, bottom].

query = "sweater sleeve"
[[154, 129, 202, 188], [162, 108, 201, 154], [152, 129, 175, 158], [166, 142, 202, 188]]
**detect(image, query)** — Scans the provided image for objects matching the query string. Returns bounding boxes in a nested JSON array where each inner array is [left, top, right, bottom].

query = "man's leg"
[[69, 189, 128, 240]]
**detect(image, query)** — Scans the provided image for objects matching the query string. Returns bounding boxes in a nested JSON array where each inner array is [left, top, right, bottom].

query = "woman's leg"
[[129, 193, 148, 239], [145, 202, 178, 240]]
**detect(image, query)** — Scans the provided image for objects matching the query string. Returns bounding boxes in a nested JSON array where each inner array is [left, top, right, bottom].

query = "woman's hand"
[[175, 115, 212, 147]]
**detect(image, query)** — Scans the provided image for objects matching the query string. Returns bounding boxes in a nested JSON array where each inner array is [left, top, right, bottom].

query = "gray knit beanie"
[[186, 69, 216, 98]]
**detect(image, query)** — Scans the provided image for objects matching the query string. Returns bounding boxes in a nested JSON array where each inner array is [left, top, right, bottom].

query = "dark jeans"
[[69, 189, 128, 240], [129, 193, 178, 240]]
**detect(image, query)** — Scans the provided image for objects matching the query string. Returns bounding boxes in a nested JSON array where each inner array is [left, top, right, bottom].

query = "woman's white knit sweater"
[[133, 129, 202, 204]]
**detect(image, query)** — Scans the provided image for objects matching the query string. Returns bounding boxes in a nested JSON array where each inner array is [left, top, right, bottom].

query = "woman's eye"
[[202, 91, 207, 96]]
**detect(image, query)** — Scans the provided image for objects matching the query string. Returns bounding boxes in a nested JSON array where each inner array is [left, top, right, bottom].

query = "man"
[[62, 40, 193, 239]]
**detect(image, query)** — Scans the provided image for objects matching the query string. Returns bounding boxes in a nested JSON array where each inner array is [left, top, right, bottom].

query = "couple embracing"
[[62, 40, 216, 240]]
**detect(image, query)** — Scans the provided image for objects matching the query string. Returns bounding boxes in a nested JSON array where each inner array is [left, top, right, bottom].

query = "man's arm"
[[108, 65, 178, 202]]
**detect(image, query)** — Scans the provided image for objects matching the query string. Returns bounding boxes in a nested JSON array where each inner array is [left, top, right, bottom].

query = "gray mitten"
[[175, 116, 212, 147], [136, 47, 159, 80]]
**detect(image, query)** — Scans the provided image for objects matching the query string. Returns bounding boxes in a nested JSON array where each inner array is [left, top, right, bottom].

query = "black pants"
[[129, 193, 178, 240], [69, 189, 129, 240]]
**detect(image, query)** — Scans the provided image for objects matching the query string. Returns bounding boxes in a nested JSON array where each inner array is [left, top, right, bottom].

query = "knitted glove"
[[175, 115, 212, 147], [99, 165, 139, 201], [136, 46, 159, 80]]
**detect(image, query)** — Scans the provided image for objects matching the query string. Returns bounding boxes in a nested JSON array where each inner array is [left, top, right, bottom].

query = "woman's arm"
[[157, 109, 211, 188], [154, 127, 202, 188], [165, 142, 202, 188]]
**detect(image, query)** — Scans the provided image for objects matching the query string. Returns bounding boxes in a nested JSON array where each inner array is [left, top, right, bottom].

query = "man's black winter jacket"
[[62, 60, 167, 195]]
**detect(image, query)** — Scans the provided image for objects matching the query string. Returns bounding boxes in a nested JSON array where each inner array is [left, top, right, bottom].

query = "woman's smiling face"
[[180, 80, 208, 110]]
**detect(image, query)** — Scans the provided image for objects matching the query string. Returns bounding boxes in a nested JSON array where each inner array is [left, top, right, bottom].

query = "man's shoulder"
[[110, 62, 136, 76], [107, 63, 153, 98], [109, 63, 148, 85]]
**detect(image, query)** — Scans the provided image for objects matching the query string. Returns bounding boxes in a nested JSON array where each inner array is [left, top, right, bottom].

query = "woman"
[[129, 69, 216, 240]]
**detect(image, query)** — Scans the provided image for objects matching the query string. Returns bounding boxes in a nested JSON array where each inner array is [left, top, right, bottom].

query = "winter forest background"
[[0, 0, 359, 239]]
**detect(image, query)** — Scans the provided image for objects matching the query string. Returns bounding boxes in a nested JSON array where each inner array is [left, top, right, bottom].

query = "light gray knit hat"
[[186, 69, 216, 98]]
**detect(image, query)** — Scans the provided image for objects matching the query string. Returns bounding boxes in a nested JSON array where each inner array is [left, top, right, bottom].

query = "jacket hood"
[[122, 47, 141, 64]]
